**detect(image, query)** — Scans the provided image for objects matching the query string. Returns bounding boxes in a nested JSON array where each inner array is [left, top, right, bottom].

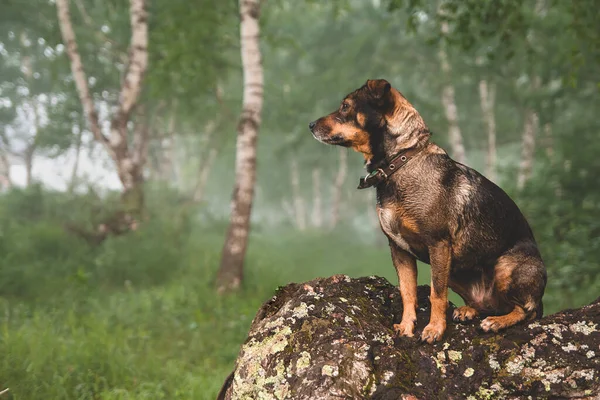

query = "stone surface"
[[219, 275, 600, 399]]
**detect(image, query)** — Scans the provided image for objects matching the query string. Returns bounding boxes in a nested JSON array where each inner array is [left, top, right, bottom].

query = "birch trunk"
[[439, 20, 467, 165], [330, 148, 348, 229], [217, 0, 264, 293], [191, 120, 217, 199], [290, 156, 306, 231], [193, 148, 218, 203], [24, 147, 34, 187], [0, 149, 10, 190], [517, 107, 540, 190], [56, 0, 148, 215], [159, 110, 177, 182], [311, 168, 323, 228], [22, 49, 38, 187], [517, 0, 546, 190], [479, 80, 497, 182], [68, 125, 84, 194], [541, 123, 554, 160]]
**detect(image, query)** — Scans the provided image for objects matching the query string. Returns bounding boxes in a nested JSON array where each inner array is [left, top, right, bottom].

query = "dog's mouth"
[[313, 132, 349, 146]]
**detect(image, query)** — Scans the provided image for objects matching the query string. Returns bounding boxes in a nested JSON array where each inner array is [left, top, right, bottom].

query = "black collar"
[[357, 147, 422, 189]]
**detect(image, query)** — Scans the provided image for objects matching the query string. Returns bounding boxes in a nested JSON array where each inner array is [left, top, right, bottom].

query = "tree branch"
[[55, 0, 109, 148], [112, 0, 148, 136]]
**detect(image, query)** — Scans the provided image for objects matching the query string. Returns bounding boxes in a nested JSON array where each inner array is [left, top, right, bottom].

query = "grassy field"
[[0, 213, 593, 399]]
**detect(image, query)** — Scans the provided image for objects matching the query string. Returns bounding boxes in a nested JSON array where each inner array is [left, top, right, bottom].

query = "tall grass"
[[0, 188, 593, 398]]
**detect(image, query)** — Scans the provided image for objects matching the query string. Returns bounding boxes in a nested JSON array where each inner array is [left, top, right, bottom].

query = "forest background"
[[0, 0, 598, 398]]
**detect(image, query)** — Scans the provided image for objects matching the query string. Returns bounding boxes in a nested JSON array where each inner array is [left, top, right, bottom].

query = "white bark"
[[439, 20, 467, 165], [193, 148, 218, 203], [290, 156, 306, 231], [217, 0, 264, 292], [479, 80, 497, 182], [542, 123, 554, 160], [517, 0, 547, 190], [55, 0, 107, 148], [0, 149, 10, 190], [517, 107, 540, 190], [68, 125, 84, 193], [330, 148, 348, 229], [114, 0, 148, 127], [57, 0, 148, 192]]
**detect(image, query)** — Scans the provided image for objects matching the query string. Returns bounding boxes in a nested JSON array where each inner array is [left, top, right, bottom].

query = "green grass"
[[0, 214, 594, 399], [0, 221, 440, 400]]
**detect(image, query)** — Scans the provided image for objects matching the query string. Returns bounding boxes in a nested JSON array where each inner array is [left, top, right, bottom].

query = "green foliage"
[[0, 188, 416, 399], [518, 85, 600, 312], [0, 0, 599, 397]]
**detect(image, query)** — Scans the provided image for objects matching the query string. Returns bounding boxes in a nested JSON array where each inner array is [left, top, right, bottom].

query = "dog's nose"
[[309, 121, 316, 131]]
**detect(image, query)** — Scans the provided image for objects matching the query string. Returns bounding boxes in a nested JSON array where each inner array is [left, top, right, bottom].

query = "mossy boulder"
[[219, 275, 600, 399]]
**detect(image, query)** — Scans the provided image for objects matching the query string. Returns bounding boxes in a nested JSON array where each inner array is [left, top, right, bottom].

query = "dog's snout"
[[309, 121, 316, 131]]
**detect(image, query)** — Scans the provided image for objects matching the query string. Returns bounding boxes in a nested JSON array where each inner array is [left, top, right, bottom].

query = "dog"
[[309, 79, 547, 343]]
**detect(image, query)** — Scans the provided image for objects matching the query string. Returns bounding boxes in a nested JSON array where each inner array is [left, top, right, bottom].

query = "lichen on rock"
[[218, 277, 600, 400]]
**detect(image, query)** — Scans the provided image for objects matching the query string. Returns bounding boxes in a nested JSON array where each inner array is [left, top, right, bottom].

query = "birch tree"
[[56, 0, 148, 216], [290, 156, 307, 231], [330, 148, 347, 229], [439, 18, 467, 165], [216, 0, 264, 292], [478, 78, 497, 182], [311, 167, 323, 228], [517, 101, 540, 190]]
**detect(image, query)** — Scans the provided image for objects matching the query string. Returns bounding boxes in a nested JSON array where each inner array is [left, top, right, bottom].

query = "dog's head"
[[309, 79, 427, 162]]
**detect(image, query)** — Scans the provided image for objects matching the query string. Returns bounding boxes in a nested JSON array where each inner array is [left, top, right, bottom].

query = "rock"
[[218, 275, 600, 399]]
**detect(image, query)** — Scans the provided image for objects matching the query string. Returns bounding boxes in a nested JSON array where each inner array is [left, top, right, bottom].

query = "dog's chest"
[[377, 206, 416, 256]]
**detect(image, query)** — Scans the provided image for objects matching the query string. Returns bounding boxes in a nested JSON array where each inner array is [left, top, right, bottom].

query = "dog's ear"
[[366, 79, 391, 102]]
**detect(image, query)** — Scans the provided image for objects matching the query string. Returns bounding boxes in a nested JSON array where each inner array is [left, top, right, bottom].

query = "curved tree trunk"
[[219, 276, 600, 399], [57, 0, 148, 232], [57, 0, 148, 192], [216, 0, 264, 293]]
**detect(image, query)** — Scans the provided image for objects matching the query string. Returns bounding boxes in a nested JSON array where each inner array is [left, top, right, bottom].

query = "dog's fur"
[[309, 79, 547, 343]]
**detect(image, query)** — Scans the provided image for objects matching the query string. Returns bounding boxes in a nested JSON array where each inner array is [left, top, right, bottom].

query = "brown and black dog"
[[309, 79, 547, 343]]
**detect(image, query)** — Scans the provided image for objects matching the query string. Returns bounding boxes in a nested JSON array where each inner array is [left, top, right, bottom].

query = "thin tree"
[[438, 15, 467, 164], [517, 100, 540, 190], [330, 148, 347, 229], [311, 167, 323, 228], [290, 155, 306, 231], [56, 0, 148, 214], [216, 0, 264, 292], [478, 78, 497, 182], [517, 0, 546, 190]]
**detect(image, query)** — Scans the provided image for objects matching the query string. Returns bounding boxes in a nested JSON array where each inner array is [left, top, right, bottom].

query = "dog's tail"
[[216, 370, 234, 400]]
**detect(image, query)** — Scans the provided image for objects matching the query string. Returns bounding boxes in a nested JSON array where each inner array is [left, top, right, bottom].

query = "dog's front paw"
[[420, 321, 446, 343], [453, 306, 479, 322], [393, 320, 415, 337]]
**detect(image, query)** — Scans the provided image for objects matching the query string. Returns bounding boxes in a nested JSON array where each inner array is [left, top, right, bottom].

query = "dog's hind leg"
[[481, 242, 547, 332], [481, 305, 527, 332]]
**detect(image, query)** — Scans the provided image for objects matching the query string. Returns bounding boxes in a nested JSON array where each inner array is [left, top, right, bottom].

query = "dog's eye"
[[340, 103, 349, 112]]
